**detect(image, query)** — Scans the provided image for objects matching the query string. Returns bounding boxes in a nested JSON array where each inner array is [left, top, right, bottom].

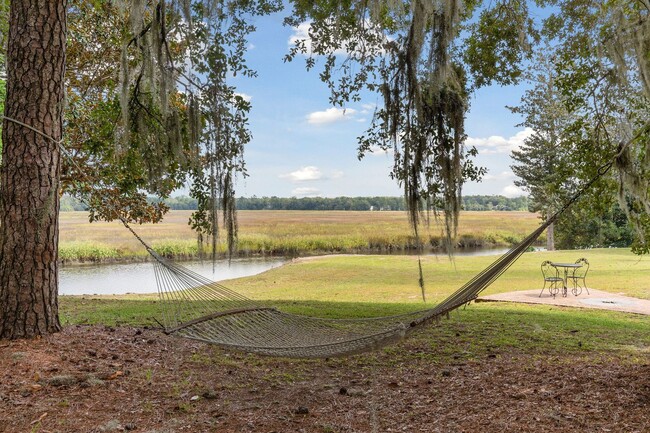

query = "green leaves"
[[509, 0, 650, 253], [55, 0, 650, 258], [63, 0, 282, 257], [463, 1, 537, 89], [288, 0, 485, 250]]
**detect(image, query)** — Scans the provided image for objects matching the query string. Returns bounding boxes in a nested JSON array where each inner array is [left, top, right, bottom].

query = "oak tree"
[[526, 0, 649, 252]]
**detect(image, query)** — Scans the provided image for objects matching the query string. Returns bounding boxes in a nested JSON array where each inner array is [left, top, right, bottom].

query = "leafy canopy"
[[3, 0, 648, 256]]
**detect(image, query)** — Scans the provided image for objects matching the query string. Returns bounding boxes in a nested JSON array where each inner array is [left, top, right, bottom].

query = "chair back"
[[573, 258, 589, 278], [541, 260, 559, 280]]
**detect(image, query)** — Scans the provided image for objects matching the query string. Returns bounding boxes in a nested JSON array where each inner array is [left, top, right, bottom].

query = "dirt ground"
[[1, 325, 648, 433]]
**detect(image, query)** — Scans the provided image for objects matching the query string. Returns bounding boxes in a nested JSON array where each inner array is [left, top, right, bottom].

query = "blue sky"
[[228, 12, 531, 199]]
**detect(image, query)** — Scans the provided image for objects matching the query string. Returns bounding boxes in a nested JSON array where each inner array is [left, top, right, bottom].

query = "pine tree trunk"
[[547, 221, 555, 251], [0, 0, 67, 339]]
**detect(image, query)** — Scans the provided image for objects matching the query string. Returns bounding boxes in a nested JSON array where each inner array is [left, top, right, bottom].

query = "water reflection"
[[59, 258, 286, 296]]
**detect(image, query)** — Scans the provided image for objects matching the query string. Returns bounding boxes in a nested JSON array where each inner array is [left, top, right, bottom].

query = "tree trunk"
[[546, 221, 555, 251], [0, 0, 67, 339]]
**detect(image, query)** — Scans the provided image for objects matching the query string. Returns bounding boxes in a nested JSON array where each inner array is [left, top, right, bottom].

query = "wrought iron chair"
[[567, 258, 590, 295], [540, 260, 563, 298]]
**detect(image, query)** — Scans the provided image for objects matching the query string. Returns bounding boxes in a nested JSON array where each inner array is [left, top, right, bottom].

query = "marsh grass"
[[150, 239, 199, 258], [59, 210, 541, 261], [59, 242, 121, 262]]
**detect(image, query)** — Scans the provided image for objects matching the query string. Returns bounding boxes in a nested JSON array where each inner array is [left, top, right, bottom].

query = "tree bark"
[[0, 0, 67, 339], [546, 221, 555, 251]]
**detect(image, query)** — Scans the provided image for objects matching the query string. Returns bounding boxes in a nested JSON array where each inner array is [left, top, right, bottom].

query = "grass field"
[[229, 248, 650, 302], [59, 210, 541, 261], [58, 211, 649, 352], [59, 248, 649, 355]]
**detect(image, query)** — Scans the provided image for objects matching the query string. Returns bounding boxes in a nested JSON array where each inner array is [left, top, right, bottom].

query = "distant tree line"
[[235, 196, 407, 211], [61, 194, 530, 212], [462, 195, 529, 211]]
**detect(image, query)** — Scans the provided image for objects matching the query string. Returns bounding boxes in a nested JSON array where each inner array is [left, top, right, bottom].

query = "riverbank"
[[58, 248, 650, 318], [60, 210, 541, 263]]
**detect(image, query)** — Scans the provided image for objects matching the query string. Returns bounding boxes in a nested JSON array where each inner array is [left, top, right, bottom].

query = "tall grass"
[[59, 242, 122, 262], [150, 239, 199, 258], [59, 210, 541, 262]]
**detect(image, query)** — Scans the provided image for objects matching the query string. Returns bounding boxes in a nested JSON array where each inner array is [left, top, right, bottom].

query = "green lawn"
[[226, 248, 650, 302], [59, 248, 650, 358]]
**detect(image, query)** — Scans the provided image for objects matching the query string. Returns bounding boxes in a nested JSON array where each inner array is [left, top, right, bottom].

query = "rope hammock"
[[1, 115, 614, 358], [142, 173, 599, 358], [149, 220, 548, 358]]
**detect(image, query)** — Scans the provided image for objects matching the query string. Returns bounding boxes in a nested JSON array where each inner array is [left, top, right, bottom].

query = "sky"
[[225, 12, 532, 199]]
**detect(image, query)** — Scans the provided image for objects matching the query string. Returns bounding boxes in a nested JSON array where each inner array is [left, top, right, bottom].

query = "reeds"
[[59, 210, 541, 262], [59, 242, 122, 262]]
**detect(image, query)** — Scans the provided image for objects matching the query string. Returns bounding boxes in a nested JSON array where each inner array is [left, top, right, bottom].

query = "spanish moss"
[[606, 1, 650, 252], [111, 0, 280, 257], [369, 0, 472, 251], [287, 0, 485, 258]]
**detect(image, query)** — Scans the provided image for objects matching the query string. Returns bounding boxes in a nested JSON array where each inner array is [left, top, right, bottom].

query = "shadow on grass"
[[59, 296, 649, 358]]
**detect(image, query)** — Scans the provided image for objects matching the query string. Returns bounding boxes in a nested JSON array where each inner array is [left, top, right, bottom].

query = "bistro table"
[[550, 262, 583, 297]]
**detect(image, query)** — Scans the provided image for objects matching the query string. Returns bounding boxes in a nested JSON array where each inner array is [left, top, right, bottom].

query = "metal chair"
[[568, 258, 590, 295], [540, 260, 563, 298]]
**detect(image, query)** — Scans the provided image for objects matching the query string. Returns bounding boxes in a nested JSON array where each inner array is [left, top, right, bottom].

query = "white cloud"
[[234, 92, 252, 103], [306, 107, 357, 125], [288, 21, 389, 58], [331, 170, 344, 179], [501, 184, 527, 198], [360, 103, 376, 114], [292, 187, 321, 197], [279, 166, 323, 182], [288, 22, 322, 55], [466, 128, 534, 154], [483, 171, 516, 181], [366, 144, 392, 156]]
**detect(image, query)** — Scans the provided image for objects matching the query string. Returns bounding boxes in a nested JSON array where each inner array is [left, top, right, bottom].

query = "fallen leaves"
[[106, 370, 123, 381], [0, 325, 648, 433]]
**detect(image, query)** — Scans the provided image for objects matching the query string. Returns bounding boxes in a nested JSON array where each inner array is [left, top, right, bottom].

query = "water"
[[59, 247, 515, 296], [59, 257, 286, 296], [433, 247, 511, 257]]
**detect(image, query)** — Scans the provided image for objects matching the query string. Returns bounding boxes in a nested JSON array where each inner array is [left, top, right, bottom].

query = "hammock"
[[0, 115, 614, 359], [142, 163, 609, 358], [148, 219, 548, 358]]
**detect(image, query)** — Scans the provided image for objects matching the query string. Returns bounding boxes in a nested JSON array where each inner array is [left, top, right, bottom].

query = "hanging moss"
[[109, 0, 280, 256], [362, 0, 472, 251], [605, 2, 650, 251]]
